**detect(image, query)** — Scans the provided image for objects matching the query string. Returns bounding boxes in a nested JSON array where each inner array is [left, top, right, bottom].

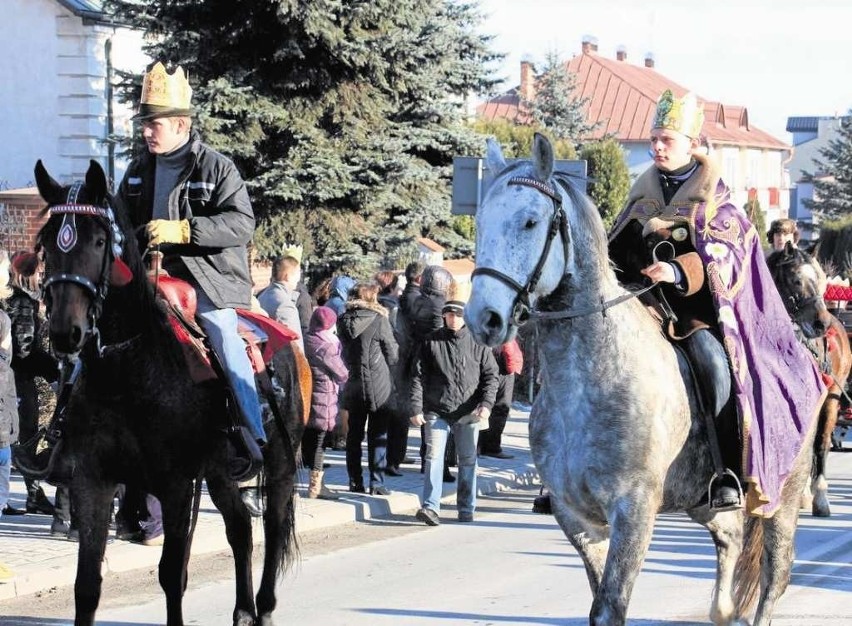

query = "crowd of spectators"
[[0, 245, 525, 579]]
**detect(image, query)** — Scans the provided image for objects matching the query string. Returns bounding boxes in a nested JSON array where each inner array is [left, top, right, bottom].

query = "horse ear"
[[34, 160, 64, 205], [85, 160, 108, 203], [532, 132, 554, 181], [485, 137, 507, 178]]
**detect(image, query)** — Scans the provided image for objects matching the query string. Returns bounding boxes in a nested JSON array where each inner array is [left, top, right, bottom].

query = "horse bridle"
[[471, 176, 569, 326], [472, 175, 654, 325], [41, 182, 125, 354]]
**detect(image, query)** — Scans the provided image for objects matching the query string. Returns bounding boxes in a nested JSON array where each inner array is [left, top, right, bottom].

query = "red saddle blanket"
[[153, 275, 299, 383]]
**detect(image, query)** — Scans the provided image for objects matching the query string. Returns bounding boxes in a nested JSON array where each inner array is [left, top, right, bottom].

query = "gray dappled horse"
[[767, 243, 852, 517], [464, 134, 817, 625]]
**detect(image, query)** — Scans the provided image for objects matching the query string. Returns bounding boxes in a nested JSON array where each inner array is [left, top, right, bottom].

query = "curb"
[[0, 460, 539, 600]]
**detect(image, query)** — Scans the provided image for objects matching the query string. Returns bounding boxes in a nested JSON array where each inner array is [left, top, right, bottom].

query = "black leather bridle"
[[471, 176, 569, 326], [472, 174, 656, 325], [41, 182, 125, 355]]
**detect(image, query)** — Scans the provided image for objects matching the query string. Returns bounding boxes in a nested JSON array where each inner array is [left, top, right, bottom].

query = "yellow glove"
[[146, 219, 191, 246]]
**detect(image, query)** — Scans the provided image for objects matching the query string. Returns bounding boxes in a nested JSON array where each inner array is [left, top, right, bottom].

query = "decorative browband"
[[49, 204, 113, 219], [507, 177, 561, 203], [49, 204, 124, 259]]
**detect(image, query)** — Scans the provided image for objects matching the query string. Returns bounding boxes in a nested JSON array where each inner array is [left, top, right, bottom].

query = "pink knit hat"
[[309, 306, 337, 332]]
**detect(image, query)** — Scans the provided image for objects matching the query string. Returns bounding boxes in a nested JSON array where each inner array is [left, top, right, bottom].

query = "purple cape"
[[610, 159, 826, 516]]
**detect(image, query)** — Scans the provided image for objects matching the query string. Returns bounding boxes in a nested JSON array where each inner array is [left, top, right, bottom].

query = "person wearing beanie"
[[409, 282, 499, 525], [302, 306, 349, 499]]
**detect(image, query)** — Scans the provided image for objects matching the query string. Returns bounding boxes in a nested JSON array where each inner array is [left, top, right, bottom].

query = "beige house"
[[477, 37, 791, 223]]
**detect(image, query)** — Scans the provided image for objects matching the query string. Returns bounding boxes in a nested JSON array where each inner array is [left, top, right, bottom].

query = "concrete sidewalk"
[[0, 408, 538, 601]]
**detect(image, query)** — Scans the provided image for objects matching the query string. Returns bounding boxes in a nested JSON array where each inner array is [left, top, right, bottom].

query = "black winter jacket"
[[338, 300, 399, 412], [116, 132, 255, 309], [410, 325, 499, 421]]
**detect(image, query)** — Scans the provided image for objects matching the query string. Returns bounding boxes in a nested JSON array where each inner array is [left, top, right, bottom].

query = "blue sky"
[[476, 0, 852, 142]]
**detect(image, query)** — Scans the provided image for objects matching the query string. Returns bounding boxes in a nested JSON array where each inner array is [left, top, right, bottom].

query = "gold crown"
[[446, 280, 471, 304], [651, 89, 704, 139], [282, 242, 303, 264], [140, 62, 193, 110]]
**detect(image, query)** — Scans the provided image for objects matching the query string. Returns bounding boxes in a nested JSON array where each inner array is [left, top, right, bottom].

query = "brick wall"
[[0, 189, 47, 253], [0, 187, 277, 295]]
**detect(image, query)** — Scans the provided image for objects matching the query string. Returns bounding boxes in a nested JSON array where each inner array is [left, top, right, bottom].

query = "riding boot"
[[222, 384, 264, 483], [682, 329, 743, 511], [239, 475, 265, 518]]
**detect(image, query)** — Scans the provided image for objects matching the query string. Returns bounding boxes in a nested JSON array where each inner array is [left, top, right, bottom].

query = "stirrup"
[[707, 468, 744, 512]]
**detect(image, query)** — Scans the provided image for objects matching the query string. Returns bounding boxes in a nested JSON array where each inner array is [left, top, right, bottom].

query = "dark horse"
[[767, 243, 852, 517], [30, 160, 306, 626]]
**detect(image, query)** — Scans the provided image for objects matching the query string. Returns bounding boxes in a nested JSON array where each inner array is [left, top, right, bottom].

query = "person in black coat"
[[409, 294, 499, 525], [337, 282, 399, 495]]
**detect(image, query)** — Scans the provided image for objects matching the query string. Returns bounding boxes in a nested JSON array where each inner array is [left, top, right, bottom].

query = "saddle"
[[153, 275, 299, 383]]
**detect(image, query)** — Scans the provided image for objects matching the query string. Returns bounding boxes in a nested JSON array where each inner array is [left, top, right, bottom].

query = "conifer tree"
[[471, 118, 577, 159], [803, 118, 852, 219], [525, 49, 599, 148], [743, 197, 768, 250], [579, 138, 630, 230], [106, 0, 502, 278]]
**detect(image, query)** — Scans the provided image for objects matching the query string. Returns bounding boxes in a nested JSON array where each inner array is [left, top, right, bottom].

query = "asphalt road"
[[5, 451, 852, 625]]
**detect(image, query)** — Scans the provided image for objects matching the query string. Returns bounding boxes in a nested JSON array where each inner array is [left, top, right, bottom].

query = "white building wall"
[[0, 0, 148, 190], [0, 0, 62, 188]]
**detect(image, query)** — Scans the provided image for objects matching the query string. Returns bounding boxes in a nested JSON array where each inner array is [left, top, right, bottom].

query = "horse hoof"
[[233, 610, 255, 626], [812, 506, 831, 518], [256, 615, 275, 626]]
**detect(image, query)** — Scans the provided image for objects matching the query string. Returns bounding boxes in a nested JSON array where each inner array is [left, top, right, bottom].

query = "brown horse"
[[29, 159, 306, 626], [767, 243, 852, 517]]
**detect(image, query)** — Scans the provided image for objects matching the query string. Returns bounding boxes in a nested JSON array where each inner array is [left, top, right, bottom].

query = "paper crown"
[[134, 62, 194, 121], [282, 242, 304, 264], [651, 89, 704, 139], [443, 280, 471, 310]]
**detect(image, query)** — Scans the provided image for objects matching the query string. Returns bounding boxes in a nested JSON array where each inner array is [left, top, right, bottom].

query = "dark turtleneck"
[[657, 158, 698, 204], [153, 135, 193, 220]]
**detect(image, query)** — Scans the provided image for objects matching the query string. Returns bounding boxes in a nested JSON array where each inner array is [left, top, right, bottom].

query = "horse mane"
[[552, 170, 615, 284]]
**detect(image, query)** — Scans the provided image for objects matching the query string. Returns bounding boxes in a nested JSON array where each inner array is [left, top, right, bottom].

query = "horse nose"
[[51, 323, 86, 356], [476, 307, 507, 346], [813, 319, 826, 336]]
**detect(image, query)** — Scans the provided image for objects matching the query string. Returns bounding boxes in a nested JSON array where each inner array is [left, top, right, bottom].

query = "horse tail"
[[268, 342, 309, 573], [733, 515, 764, 617]]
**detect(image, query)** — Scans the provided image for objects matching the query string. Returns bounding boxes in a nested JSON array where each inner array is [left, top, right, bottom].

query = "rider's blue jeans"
[[194, 288, 265, 443], [422, 413, 480, 517]]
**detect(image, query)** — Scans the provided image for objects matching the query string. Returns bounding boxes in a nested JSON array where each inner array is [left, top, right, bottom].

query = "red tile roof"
[[477, 51, 788, 150], [416, 237, 446, 252]]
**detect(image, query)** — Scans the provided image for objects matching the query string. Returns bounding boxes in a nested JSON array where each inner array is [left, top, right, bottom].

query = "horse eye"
[[95, 237, 106, 248], [524, 219, 537, 230]]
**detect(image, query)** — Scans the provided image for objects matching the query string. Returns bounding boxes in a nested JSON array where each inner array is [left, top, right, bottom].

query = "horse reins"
[[472, 175, 656, 324]]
